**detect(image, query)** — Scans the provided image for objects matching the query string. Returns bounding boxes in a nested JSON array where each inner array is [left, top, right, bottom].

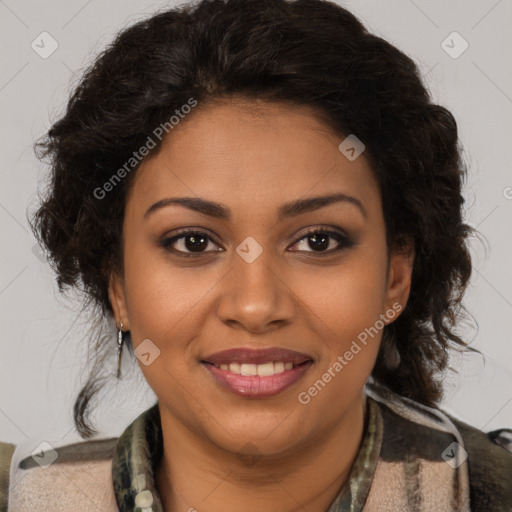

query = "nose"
[[216, 248, 296, 334]]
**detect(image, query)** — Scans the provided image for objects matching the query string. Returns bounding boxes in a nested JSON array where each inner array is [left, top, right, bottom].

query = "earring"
[[385, 341, 401, 370], [116, 322, 124, 380]]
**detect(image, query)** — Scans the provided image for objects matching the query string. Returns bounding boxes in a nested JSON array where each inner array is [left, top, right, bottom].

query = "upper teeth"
[[216, 362, 294, 376]]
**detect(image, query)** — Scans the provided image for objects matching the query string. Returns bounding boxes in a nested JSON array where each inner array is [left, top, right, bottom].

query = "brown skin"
[[109, 99, 414, 512]]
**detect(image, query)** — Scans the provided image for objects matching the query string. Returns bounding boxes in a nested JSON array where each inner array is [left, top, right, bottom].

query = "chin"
[[204, 413, 309, 458]]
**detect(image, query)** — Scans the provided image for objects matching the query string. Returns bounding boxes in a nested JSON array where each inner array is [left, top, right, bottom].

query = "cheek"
[[294, 252, 388, 349], [121, 244, 210, 399], [121, 238, 210, 337]]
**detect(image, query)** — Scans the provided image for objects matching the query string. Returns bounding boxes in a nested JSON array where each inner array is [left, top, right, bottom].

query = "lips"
[[201, 347, 314, 398]]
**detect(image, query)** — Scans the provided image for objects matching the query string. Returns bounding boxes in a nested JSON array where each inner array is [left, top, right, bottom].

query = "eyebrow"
[[144, 193, 367, 221]]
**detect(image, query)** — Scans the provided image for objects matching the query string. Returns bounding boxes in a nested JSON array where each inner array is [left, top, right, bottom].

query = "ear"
[[384, 239, 414, 319], [108, 272, 130, 330]]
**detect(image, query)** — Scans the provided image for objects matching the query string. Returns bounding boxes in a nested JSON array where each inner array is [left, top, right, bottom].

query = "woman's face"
[[109, 99, 413, 457]]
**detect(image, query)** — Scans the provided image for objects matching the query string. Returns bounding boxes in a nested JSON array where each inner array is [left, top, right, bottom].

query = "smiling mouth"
[[200, 347, 314, 398]]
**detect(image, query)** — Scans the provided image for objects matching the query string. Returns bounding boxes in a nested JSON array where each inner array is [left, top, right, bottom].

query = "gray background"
[[1, 0, 511, 455]]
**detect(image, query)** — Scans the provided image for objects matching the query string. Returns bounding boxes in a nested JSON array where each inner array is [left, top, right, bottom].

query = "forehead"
[[126, 99, 380, 220]]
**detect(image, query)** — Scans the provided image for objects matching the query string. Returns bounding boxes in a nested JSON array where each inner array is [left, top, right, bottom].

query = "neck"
[[155, 394, 367, 512]]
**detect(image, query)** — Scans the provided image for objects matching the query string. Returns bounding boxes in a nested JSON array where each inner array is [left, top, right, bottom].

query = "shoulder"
[[365, 383, 512, 511], [6, 437, 119, 512], [446, 414, 512, 511]]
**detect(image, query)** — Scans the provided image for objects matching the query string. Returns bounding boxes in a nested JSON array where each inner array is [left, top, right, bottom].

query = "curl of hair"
[[30, 0, 475, 438]]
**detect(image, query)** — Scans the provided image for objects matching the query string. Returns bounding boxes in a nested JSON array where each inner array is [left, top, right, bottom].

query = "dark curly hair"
[[29, 0, 476, 439]]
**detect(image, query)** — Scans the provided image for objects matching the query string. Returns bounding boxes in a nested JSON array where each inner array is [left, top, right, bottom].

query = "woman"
[[2, 0, 511, 510]]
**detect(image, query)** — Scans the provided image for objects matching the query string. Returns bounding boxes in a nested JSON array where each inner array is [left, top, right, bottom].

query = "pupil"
[[309, 233, 329, 251], [185, 234, 207, 252]]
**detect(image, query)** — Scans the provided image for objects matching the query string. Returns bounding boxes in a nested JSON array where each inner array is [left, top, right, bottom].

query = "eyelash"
[[158, 226, 354, 258]]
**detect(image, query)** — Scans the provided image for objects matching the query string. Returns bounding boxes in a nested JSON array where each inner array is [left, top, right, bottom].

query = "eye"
[[288, 226, 354, 255], [159, 229, 222, 257]]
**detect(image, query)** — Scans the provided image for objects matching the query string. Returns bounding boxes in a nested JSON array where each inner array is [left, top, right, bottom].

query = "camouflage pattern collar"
[[326, 397, 382, 511], [112, 402, 164, 511]]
